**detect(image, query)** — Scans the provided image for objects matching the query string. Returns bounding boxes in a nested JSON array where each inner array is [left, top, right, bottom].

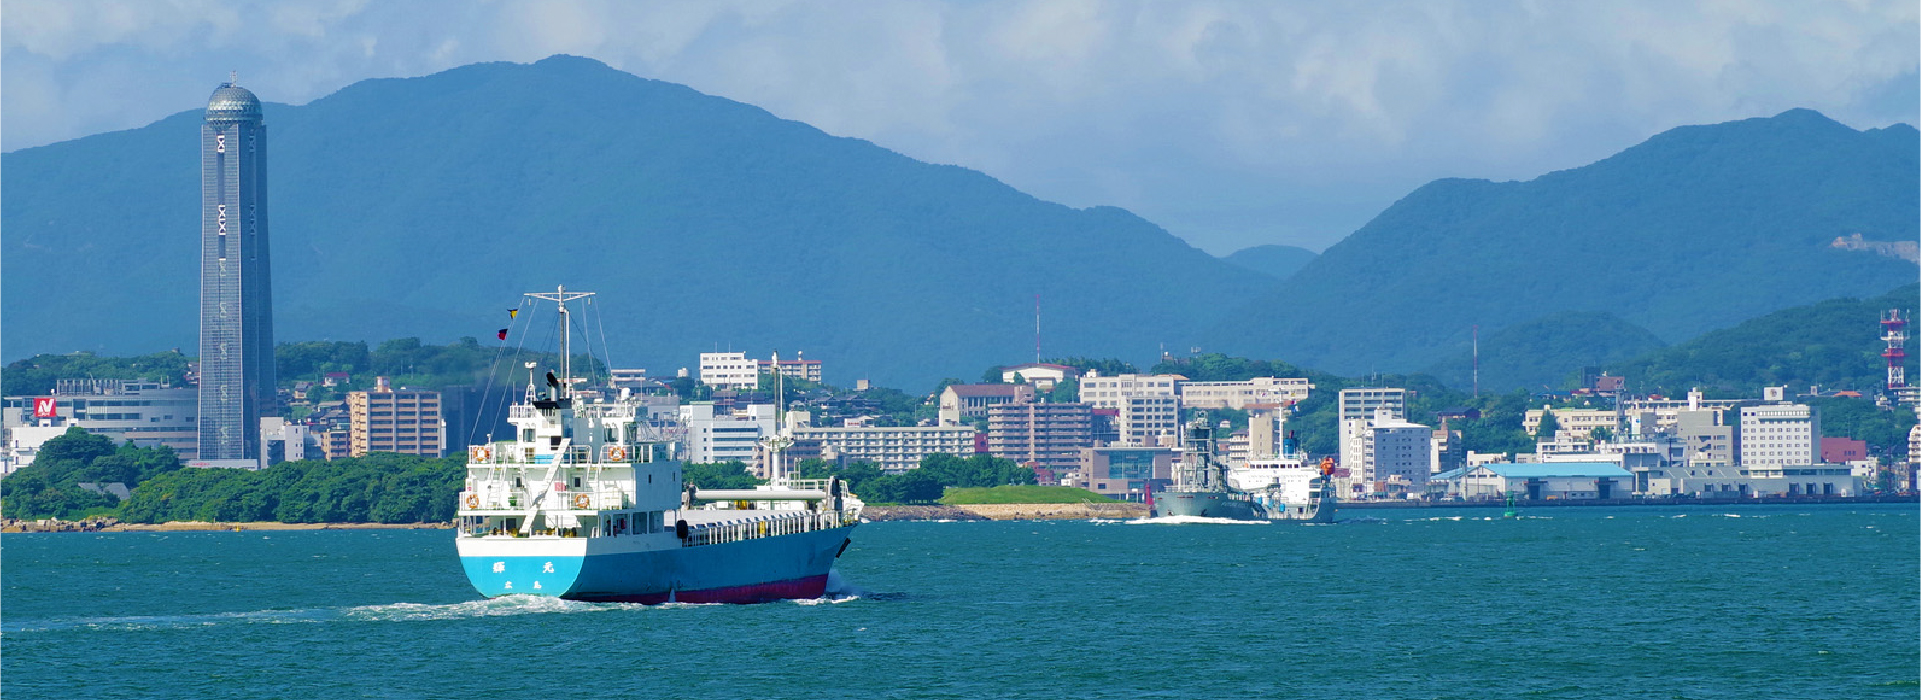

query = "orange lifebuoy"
[[464, 493, 479, 509], [469, 445, 493, 462], [606, 445, 628, 461], [572, 493, 591, 510]]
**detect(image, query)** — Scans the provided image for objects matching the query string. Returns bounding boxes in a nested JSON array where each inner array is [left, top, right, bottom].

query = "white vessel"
[[453, 287, 860, 603]]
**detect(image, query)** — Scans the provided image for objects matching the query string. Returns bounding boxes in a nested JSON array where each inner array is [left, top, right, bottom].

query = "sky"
[[4, 0, 1916, 254]]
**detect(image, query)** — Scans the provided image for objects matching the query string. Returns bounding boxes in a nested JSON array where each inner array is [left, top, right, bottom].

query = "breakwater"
[[865, 502, 1147, 521]]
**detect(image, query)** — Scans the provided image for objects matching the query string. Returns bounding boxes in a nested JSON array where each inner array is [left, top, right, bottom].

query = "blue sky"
[[4, 0, 1915, 254]]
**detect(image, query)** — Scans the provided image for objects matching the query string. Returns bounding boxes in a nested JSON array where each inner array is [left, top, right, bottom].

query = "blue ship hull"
[[458, 525, 855, 604]]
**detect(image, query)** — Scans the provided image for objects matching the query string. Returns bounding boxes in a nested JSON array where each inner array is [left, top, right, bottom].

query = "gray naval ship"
[[1149, 417, 1335, 523]]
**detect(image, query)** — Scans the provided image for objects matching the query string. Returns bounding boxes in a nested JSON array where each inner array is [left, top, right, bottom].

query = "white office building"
[[1355, 408, 1434, 488], [1739, 403, 1819, 468], [680, 403, 776, 469], [791, 424, 978, 474], [1337, 388, 1406, 475], [1079, 373, 1183, 446], [1177, 377, 1313, 410], [697, 352, 761, 390], [3, 379, 200, 464]]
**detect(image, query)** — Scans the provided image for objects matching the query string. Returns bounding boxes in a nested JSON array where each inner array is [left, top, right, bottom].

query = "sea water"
[[4, 504, 1916, 699]]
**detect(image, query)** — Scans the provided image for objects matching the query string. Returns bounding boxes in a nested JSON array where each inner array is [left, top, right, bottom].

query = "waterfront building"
[[999, 363, 1080, 390], [1079, 373, 1183, 446], [1641, 461, 1861, 497], [1177, 377, 1312, 410], [2, 380, 200, 468], [1068, 445, 1175, 501], [1673, 407, 1737, 462], [347, 378, 443, 457], [1819, 437, 1868, 464], [938, 384, 1035, 426], [198, 78, 277, 461], [985, 401, 1094, 472], [1738, 403, 1819, 468], [1440, 462, 1634, 500], [698, 352, 760, 390], [791, 423, 978, 474], [1356, 409, 1434, 489], [1337, 388, 1405, 470]]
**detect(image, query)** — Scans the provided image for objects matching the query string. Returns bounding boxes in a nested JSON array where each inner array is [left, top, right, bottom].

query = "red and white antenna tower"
[[1882, 309, 1908, 390]]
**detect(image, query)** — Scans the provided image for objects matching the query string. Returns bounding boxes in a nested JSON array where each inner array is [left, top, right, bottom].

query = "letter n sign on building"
[[33, 398, 57, 418]]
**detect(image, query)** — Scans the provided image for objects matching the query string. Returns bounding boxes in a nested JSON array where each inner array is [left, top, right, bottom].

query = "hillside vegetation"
[[0, 428, 462, 522], [1211, 109, 1918, 376], [1609, 284, 1919, 398], [1, 55, 1267, 390], [1420, 311, 1669, 392]]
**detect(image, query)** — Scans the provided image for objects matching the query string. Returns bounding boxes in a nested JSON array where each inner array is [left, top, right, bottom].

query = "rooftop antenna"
[[1034, 294, 1042, 364], [229, 70, 237, 86]]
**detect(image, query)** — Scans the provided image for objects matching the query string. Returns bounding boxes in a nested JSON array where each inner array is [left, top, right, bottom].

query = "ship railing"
[[466, 442, 675, 465], [680, 510, 854, 547], [461, 488, 628, 511]]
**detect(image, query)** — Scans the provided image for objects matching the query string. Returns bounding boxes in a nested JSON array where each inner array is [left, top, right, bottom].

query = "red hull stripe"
[[568, 574, 830, 605]]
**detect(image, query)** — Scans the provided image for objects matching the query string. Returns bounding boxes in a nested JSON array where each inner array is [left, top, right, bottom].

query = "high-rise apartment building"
[[986, 402, 1094, 472], [348, 379, 443, 457], [198, 78, 276, 460]]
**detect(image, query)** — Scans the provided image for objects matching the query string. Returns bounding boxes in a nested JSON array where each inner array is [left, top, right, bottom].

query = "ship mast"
[[526, 285, 595, 398]]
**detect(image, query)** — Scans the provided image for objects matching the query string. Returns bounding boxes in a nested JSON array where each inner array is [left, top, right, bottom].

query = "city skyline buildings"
[[197, 76, 276, 461]]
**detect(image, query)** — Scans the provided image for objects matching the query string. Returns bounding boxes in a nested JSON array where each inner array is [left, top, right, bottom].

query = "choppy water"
[[5, 504, 1916, 699]]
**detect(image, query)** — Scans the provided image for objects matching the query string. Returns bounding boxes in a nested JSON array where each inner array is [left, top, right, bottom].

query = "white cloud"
[[2, 0, 1914, 252]]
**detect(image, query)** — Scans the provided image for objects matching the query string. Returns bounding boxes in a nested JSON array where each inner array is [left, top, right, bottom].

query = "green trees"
[[0, 428, 183, 520], [274, 337, 603, 392], [791, 453, 1035, 504], [117, 454, 464, 524], [1536, 411, 1562, 437], [684, 461, 765, 489], [2, 351, 193, 396]]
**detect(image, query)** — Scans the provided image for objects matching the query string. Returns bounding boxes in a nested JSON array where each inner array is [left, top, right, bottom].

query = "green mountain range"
[[1419, 311, 1669, 393], [1208, 109, 1918, 376], [1221, 244, 1317, 281], [1, 56, 1269, 390], [1608, 283, 1919, 398]]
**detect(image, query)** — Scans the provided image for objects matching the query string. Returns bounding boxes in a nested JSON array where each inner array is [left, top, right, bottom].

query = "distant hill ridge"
[[1, 55, 1269, 389], [1208, 108, 1918, 376]]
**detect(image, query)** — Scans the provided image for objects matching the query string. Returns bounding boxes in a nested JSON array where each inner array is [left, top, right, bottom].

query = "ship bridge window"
[[521, 428, 535, 442]]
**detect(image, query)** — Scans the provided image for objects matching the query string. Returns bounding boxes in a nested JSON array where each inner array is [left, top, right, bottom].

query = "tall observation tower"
[[198, 75, 276, 461]]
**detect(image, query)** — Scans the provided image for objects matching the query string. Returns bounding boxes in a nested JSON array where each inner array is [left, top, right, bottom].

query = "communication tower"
[[1882, 309, 1908, 391]]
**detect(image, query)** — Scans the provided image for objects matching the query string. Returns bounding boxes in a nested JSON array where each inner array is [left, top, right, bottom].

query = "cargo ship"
[[1151, 416, 1335, 523], [453, 287, 860, 603]]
